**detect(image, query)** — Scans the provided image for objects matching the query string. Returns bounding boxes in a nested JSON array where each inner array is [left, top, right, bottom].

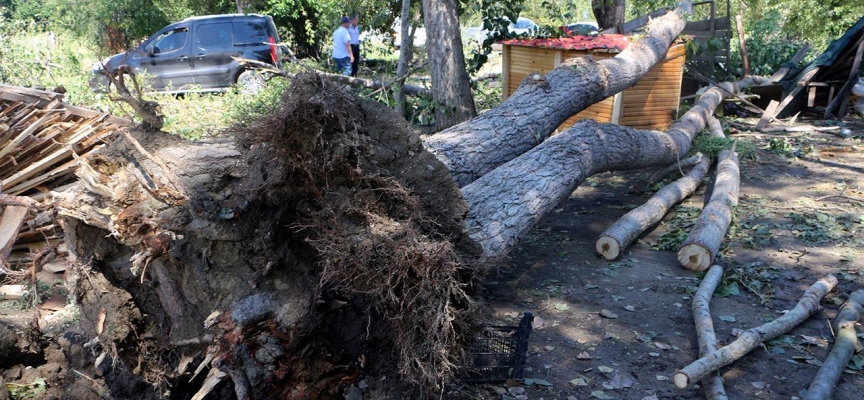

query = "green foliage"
[[651, 205, 700, 251], [7, 377, 47, 399], [785, 210, 864, 246], [690, 134, 756, 161], [766, 136, 813, 157], [462, 0, 526, 73], [156, 77, 291, 140]]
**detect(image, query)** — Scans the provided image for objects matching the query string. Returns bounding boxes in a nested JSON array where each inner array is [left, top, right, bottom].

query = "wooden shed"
[[501, 35, 686, 131]]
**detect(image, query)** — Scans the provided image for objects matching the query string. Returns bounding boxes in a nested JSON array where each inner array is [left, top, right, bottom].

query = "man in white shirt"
[[348, 14, 361, 77], [332, 16, 354, 76]]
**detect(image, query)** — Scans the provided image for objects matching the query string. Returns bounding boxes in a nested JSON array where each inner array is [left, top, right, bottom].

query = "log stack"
[[0, 85, 130, 270]]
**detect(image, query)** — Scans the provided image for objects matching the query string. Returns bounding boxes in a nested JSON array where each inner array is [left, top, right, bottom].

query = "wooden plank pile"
[[0, 84, 131, 270]]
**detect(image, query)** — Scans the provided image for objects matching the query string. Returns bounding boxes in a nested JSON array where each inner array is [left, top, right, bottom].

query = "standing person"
[[348, 14, 361, 77], [332, 16, 353, 76]]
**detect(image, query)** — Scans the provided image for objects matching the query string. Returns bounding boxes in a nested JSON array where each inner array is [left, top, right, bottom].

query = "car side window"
[[195, 22, 233, 51], [146, 28, 189, 54], [233, 21, 268, 46]]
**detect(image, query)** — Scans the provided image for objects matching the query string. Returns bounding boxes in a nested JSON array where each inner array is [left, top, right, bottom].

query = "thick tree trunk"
[[421, 0, 476, 129], [423, 5, 689, 187], [596, 154, 710, 260], [462, 74, 752, 259], [674, 275, 838, 389], [592, 0, 626, 31], [462, 119, 695, 258], [677, 148, 740, 272], [692, 265, 729, 400], [805, 290, 864, 400], [394, 0, 413, 117]]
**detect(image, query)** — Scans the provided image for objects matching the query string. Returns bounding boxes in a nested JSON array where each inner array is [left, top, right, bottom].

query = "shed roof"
[[500, 34, 631, 52]]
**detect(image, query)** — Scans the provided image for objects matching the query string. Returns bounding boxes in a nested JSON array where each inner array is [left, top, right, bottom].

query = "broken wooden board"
[[0, 206, 28, 268]]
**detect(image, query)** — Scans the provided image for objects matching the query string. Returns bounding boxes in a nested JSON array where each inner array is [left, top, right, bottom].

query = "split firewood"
[[677, 143, 740, 272], [691, 265, 729, 400], [805, 290, 864, 400], [674, 274, 838, 389], [596, 153, 710, 260]]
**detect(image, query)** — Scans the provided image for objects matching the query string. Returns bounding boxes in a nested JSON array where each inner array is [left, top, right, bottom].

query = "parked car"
[[90, 14, 282, 94], [463, 17, 539, 45]]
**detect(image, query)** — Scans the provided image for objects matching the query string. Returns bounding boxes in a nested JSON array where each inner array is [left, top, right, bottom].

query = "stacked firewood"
[[0, 84, 131, 271]]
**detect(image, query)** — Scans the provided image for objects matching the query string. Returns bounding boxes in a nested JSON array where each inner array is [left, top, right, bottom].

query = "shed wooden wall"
[[502, 41, 686, 132]]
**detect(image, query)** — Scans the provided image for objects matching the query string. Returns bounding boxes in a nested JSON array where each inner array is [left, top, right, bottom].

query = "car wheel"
[[237, 70, 265, 95]]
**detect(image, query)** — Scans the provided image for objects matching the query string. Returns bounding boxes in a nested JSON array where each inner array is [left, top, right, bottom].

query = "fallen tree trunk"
[[423, 3, 691, 187], [677, 146, 740, 272], [692, 265, 729, 400], [596, 153, 709, 259], [462, 75, 759, 258], [805, 290, 864, 400], [674, 274, 838, 389]]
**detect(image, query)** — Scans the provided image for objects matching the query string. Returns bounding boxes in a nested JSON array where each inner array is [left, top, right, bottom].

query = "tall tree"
[[592, 0, 625, 30], [394, 0, 412, 117], [421, 0, 476, 130]]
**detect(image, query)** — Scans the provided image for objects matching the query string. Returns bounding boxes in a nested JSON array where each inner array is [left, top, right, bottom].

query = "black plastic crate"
[[463, 312, 534, 382]]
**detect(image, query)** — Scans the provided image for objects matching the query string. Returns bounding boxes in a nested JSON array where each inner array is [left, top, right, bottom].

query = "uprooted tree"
[[32, 3, 769, 398]]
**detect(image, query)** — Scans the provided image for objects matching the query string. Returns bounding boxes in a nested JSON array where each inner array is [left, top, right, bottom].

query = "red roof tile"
[[500, 34, 631, 52]]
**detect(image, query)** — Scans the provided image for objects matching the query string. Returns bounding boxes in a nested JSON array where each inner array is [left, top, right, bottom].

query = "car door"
[[140, 26, 194, 90], [191, 21, 235, 89]]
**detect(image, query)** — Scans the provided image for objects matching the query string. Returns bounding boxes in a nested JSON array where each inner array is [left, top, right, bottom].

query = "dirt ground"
[[463, 117, 864, 400]]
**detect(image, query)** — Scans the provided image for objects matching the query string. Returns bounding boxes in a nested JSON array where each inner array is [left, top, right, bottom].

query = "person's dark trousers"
[[350, 44, 360, 77]]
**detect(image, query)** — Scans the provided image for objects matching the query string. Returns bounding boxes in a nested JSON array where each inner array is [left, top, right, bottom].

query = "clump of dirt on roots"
[[235, 74, 481, 388]]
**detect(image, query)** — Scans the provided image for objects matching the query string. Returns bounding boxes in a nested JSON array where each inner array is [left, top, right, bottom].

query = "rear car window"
[[233, 20, 269, 46], [195, 22, 233, 50]]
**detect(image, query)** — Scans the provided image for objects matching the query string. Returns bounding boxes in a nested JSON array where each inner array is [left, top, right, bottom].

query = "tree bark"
[[674, 275, 838, 389], [677, 147, 740, 272], [592, 0, 626, 31], [692, 265, 729, 400], [805, 290, 864, 400], [462, 74, 751, 259], [423, 5, 689, 187], [735, 15, 751, 75], [394, 0, 413, 117], [463, 119, 696, 258], [421, 0, 476, 130], [596, 154, 710, 260]]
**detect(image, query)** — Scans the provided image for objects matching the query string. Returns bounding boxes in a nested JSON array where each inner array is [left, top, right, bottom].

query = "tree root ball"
[[58, 74, 483, 399]]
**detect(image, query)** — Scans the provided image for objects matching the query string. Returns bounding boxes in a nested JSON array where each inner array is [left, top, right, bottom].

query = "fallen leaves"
[[719, 315, 737, 322], [599, 309, 619, 319], [577, 351, 593, 360], [604, 373, 635, 389], [597, 366, 614, 373]]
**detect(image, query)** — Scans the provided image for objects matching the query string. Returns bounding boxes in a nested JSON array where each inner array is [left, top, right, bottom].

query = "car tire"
[[237, 69, 265, 95]]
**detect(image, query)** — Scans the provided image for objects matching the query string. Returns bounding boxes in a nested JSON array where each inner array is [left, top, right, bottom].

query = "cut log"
[[677, 147, 740, 271], [692, 265, 729, 400], [596, 154, 710, 259], [805, 290, 864, 400], [423, 4, 690, 187], [674, 274, 838, 389], [463, 77, 763, 259]]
